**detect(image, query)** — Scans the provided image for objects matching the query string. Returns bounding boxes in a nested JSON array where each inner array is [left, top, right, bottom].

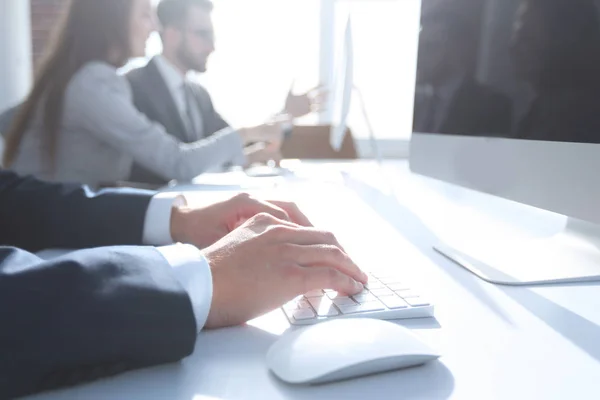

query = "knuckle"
[[321, 230, 336, 243], [272, 208, 288, 220], [253, 212, 275, 223], [264, 224, 291, 238], [325, 245, 345, 260], [231, 192, 251, 204]]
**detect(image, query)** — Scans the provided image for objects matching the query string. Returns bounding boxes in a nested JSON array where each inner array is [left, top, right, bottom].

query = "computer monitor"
[[409, 0, 600, 285], [330, 16, 354, 152]]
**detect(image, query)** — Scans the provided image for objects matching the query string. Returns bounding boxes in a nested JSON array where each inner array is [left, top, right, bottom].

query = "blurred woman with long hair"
[[3, 0, 282, 187]]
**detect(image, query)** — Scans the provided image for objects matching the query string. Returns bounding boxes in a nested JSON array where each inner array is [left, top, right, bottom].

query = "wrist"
[[238, 127, 253, 144], [203, 254, 238, 329], [170, 202, 192, 244]]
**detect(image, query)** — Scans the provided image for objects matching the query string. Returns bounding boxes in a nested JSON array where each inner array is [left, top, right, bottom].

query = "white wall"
[[0, 0, 32, 161], [0, 0, 33, 112]]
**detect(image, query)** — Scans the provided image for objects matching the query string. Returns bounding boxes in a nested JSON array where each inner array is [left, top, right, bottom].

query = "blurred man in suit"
[[127, 0, 323, 184], [0, 169, 366, 398], [413, 4, 513, 136]]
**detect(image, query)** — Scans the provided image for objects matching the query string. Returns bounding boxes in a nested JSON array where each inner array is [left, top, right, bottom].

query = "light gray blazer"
[[11, 61, 246, 187]]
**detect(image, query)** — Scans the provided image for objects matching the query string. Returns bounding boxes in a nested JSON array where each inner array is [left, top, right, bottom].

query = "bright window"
[[331, 0, 421, 140], [141, 0, 420, 140], [146, 0, 320, 128]]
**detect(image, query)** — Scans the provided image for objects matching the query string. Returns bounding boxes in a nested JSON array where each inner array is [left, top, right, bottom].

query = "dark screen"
[[413, 0, 600, 143]]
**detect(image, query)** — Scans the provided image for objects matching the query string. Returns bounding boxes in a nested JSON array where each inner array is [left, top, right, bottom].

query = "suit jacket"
[[413, 78, 513, 137], [0, 170, 197, 398], [126, 58, 232, 185], [0, 105, 17, 136], [11, 61, 246, 188]]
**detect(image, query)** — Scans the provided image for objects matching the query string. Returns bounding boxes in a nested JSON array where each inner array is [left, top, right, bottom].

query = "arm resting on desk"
[[0, 170, 153, 252], [0, 246, 197, 399]]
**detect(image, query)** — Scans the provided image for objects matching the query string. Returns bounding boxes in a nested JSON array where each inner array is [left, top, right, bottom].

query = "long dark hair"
[[3, 0, 135, 167]]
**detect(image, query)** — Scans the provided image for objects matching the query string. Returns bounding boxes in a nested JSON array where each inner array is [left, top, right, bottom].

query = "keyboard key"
[[292, 309, 316, 320], [332, 297, 356, 307], [283, 298, 310, 310], [364, 280, 386, 289], [339, 301, 385, 315], [386, 283, 411, 291], [327, 291, 366, 300], [352, 293, 377, 303], [369, 287, 396, 298], [404, 297, 430, 307], [379, 295, 409, 309], [378, 276, 403, 285], [323, 289, 336, 293], [370, 272, 394, 279], [396, 289, 420, 299], [308, 297, 340, 317], [305, 290, 325, 298], [318, 308, 340, 317]]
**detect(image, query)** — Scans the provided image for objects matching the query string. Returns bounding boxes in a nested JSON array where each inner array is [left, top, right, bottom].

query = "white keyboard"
[[282, 271, 434, 325]]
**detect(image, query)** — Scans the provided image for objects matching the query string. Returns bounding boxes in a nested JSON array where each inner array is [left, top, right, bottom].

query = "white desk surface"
[[30, 160, 600, 400]]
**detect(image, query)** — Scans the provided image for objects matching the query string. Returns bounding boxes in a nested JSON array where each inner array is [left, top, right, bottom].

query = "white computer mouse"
[[266, 318, 440, 385]]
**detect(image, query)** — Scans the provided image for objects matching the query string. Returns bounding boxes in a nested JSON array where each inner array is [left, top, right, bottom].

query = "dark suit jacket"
[[126, 58, 230, 185], [0, 105, 18, 136], [0, 170, 197, 399], [414, 78, 513, 137]]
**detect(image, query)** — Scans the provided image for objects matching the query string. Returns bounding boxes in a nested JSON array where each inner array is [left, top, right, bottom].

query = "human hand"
[[239, 121, 284, 145], [170, 193, 312, 249], [244, 142, 282, 167], [284, 84, 328, 119], [203, 213, 367, 328]]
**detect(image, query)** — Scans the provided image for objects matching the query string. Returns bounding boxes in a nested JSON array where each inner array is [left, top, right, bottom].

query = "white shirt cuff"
[[143, 193, 186, 246], [157, 244, 213, 333]]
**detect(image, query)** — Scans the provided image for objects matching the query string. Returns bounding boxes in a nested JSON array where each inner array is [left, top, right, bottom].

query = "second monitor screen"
[[413, 0, 600, 144]]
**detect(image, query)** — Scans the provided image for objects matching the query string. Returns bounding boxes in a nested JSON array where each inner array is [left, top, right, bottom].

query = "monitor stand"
[[434, 217, 600, 286]]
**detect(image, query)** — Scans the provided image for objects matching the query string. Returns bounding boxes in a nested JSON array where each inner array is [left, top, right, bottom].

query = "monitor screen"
[[413, 0, 600, 144]]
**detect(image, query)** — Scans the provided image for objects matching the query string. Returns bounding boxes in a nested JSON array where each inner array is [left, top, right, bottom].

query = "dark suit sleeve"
[[0, 170, 154, 252], [0, 104, 19, 135], [0, 245, 197, 399], [195, 85, 230, 135], [207, 98, 230, 134]]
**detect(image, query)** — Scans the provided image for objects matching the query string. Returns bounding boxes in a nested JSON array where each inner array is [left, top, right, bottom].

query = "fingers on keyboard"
[[283, 273, 431, 324]]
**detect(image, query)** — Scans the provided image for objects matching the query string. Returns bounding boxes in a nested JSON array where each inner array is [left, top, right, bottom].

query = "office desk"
[[29, 161, 600, 400]]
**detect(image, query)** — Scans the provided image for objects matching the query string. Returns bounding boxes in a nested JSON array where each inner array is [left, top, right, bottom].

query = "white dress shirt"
[[143, 193, 213, 333], [154, 55, 204, 140]]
